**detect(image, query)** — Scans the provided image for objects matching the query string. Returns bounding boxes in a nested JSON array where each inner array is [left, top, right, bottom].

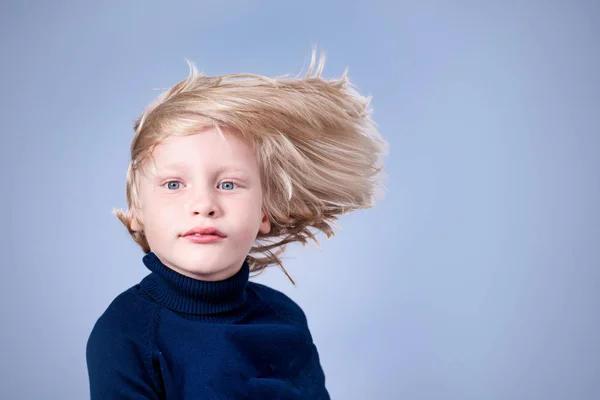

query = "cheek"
[[229, 198, 263, 233], [141, 201, 179, 231]]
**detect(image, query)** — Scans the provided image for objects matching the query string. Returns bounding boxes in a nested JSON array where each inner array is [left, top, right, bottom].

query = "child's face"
[[131, 127, 271, 281]]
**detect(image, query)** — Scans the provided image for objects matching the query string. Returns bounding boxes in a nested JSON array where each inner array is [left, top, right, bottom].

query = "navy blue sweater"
[[86, 252, 330, 399]]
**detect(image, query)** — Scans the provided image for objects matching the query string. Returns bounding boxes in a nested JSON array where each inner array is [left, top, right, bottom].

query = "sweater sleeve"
[[86, 291, 163, 400]]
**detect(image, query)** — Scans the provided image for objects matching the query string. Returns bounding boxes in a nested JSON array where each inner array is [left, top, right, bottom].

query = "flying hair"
[[114, 50, 388, 283]]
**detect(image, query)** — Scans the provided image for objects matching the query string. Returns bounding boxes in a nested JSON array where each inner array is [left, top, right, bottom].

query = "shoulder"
[[248, 281, 308, 327], [86, 286, 160, 360], [86, 286, 164, 398], [90, 286, 159, 334]]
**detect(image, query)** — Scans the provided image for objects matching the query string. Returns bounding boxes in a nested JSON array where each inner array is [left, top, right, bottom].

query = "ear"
[[129, 209, 143, 233], [258, 209, 271, 234]]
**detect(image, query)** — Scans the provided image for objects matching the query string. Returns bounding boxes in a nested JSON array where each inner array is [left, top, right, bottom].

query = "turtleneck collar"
[[139, 252, 249, 315]]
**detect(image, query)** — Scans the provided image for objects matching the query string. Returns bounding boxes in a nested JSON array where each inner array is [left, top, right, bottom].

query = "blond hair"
[[114, 51, 387, 282]]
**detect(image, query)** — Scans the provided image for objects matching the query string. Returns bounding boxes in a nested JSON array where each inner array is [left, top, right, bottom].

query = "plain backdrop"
[[2, 1, 599, 399]]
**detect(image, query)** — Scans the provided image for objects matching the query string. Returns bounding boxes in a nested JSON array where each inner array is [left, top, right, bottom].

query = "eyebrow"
[[217, 166, 249, 174], [155, 163, 249, 176], [158, 162, 190, 172]]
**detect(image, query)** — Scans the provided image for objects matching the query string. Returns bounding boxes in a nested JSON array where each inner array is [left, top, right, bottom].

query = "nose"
[[187, 188, 221, 218]]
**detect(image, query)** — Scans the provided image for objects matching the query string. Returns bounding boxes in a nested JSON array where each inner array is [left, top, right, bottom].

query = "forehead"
[[149, 128, 258, 171]]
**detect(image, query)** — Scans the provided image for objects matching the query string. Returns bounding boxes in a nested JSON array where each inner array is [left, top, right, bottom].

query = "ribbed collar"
[[139, 252, 249, 315]]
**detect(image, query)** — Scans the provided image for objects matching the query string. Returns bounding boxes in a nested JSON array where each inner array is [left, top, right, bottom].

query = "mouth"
[[181, 226, 227, 242]]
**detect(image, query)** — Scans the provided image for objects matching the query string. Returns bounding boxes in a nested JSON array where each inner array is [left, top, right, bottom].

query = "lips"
[[181, 226, 227, 238]]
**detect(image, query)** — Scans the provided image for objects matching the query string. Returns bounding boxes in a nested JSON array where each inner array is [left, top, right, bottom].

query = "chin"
[[155, 244, 242, 281], [175, 256, 237, 281], [183, 263, 228, 277]]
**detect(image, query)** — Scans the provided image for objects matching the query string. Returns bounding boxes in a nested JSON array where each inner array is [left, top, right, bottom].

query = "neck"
[[140, 252, 250, 315]]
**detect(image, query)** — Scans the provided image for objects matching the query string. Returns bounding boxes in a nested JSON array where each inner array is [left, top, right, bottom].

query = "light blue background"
[[2, 1, 599, 399]]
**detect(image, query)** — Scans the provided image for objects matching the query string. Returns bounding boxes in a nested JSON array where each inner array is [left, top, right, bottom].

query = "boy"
[[86, 52, 386, 399]]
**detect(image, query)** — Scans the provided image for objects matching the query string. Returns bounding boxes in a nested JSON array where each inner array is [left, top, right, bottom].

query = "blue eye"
[[219, 181, 236, 190], [165, 181, 181, 190]]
